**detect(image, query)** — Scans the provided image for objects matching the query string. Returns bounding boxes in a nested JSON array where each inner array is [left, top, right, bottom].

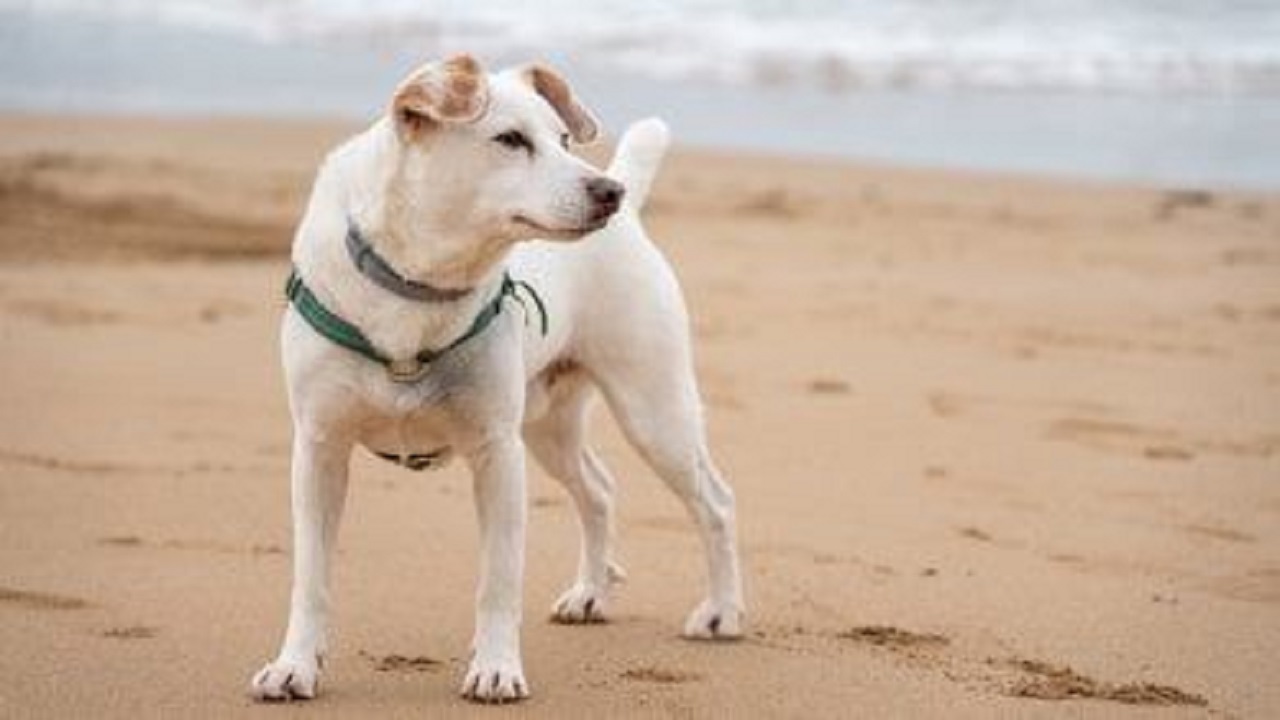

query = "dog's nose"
[[585, 177, 625, 211]]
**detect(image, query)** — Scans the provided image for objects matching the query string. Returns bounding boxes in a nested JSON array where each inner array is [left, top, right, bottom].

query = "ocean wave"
[[8, 0, 1280, 95]]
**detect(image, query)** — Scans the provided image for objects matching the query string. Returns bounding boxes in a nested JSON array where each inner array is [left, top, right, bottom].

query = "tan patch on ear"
[[392, 54, 490, 141], [392, 83, 437, 139], [523, 64, 600, 144]]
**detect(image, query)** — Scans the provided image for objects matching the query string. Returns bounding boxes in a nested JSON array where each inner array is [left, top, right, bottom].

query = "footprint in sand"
[[1047, 418, 1182, 457], [1044, 415, 1182, 458], [98, 535, 144, 547], [96, 535, 285, 556], [807, 378, 852, 396], [1182, 524, 1256, 544], [1045, 552, 1086, 565], [620, 667, 702, 684], [2, 297, 123, 326], [361, 651, 442, 673], [835, 625, 953, 667], [926, 391, 1116, 422], [102, 626, 159, 640], [999, 658, 1207, 707], [0, 585, 92, 610], [835, 622, 1207, 708], [837, 625, 950, 651], [1046, 417, 1280, 462], [1143, 445, 1195, 461], [0, 448, 132, 474], [957, 526, 994, 543]]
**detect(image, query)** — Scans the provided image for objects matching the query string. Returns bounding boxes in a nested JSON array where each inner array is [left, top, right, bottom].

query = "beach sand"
[[1, 113, 1278, 718]]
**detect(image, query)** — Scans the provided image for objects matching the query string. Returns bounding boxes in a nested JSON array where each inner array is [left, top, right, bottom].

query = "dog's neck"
[[350, 121, 513, 291], [296, 121, 515, 361]]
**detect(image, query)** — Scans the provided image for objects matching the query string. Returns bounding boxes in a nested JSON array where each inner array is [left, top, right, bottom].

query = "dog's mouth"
[[513, 213, 610, 237]]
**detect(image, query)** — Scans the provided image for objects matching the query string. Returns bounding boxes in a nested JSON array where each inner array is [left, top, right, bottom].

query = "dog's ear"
[[391, 54, 490, 141], [521, 64, 600, 145]]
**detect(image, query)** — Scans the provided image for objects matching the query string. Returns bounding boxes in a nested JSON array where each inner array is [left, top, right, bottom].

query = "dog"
[[249, 54, 744, 704]]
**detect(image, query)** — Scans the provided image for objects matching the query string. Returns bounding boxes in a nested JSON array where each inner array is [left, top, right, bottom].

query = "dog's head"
[[386, 55, 624, 247]]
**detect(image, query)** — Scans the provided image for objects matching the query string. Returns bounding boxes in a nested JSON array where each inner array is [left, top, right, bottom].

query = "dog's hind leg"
[[525, 375, 625, 623], [594, 361, 745, 640]]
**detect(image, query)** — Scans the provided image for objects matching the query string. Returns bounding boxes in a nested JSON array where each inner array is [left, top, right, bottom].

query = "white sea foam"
[[7, 0, 1280, 96]]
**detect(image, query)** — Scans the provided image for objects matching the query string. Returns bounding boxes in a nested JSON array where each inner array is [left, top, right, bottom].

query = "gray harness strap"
[[345, 221, 474, 303]]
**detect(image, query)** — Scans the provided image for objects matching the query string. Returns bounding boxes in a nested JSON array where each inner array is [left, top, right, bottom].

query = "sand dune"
[[0, 114, 1278, 717]]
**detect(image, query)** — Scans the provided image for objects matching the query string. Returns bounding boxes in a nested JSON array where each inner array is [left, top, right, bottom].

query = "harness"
[[285, 220, 548, 469], [285, 268, 546, 383]]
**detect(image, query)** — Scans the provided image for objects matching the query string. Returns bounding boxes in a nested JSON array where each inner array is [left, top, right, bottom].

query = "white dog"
[[250, 55, 744, 704]]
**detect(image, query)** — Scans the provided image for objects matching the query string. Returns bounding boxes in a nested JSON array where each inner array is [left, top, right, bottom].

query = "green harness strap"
[[286, 272, 391, 363], [285, 268, 547, 382]]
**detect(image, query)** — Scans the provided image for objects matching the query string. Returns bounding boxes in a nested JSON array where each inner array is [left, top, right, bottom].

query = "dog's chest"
[[351, 370, 467, 471], [357, 408, 456, 472]]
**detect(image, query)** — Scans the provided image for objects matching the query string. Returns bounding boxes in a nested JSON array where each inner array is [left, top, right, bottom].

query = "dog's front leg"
[[461, 433, 530, 703], [251, 432, 351, 702]]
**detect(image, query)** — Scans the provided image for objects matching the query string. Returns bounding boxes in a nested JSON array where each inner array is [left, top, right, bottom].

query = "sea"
[[2, 0, 1278, 189]]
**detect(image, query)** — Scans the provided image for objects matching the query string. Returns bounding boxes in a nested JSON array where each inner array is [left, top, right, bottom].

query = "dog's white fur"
[[250, 56, 744, 704]]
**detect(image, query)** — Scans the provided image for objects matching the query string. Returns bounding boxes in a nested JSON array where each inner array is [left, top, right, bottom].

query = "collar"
[[345, 220, 474, 303], [285, 268, 548, 384]]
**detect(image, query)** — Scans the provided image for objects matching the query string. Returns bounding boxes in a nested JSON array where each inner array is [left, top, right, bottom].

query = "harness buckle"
[[386, 357, 429, 384]]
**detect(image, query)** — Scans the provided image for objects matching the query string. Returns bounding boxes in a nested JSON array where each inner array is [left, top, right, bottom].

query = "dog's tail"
[[608, 117, 669, 210]]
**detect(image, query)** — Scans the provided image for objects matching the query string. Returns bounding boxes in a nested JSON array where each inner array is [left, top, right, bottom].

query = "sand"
[[0, 113, 1277, 718]]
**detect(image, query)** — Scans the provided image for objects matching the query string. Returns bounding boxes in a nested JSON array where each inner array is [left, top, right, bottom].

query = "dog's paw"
[[249, 657, 321, 702], [682, 598, 744, 641], [550, 562, 626, 624], [550, 582, 609, 624], [460, 655, 529, 704]]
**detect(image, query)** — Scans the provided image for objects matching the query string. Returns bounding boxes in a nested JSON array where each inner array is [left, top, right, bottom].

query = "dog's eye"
[[559, 133, 570, 150], [492, 130, 533, 154]]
